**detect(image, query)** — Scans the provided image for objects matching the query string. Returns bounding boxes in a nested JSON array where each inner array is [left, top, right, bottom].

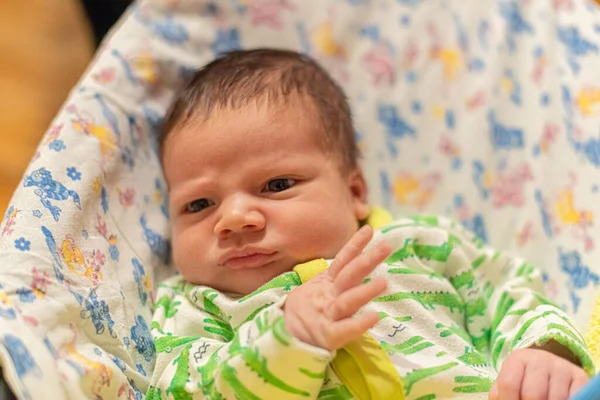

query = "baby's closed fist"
[[489, 348, 588, 400]]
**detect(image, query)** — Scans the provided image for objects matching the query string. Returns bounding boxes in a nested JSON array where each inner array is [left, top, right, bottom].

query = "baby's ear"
[[348, 168, 370, 220]]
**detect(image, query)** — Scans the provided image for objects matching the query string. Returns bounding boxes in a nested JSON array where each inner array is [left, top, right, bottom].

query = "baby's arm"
[[444, 220, 593, 373], [146, 280, 333, 399], [437, 217, 593, 398]]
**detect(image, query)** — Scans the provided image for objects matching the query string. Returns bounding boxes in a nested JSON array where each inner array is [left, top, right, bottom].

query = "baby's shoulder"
[[376, 214, 484, 249], [377, 214, 457, 237]]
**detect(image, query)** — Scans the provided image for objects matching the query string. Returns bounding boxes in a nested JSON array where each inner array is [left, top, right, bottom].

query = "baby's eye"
[[185, 199, 214, 213], [264, 178, 296, 193]]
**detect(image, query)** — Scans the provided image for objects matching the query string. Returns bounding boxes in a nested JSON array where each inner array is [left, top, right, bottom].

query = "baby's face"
[[163, 99, 369, 295]]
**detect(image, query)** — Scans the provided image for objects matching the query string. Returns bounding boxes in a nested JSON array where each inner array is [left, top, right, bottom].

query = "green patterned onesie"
[[147, 215, 594, 399]]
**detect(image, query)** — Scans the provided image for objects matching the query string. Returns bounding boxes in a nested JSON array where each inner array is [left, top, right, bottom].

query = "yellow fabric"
[[331, 337, 405, 400], [293, 259, 329, 283], [293, 206, 405, 400], [364, 205, 394, 231]]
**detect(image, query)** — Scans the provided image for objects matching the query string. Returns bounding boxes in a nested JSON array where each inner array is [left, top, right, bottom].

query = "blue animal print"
[[534, 190, 554, 238], [576, 138, 600, 167], [140, 215, 171, 264], [454, 195, 488, 243], [132, 258, 149, 306], [143, 106, 164, 156], [109, 241, 120, 262], [135, 10, 189, 45], [0, 307, 16, 320], [3, 334, 41, 379], [378, 104, 416, 140], [499, 1, 533, 33], [504, 69, 521, 106], [64, 357, 86, 377], [557, 27, 599, 74], [360, 24, 380, 41], [472, 161, 490, 200], [452, 13, 469, 52], [16, 288, 35, 303], [127, 114, 140, 149], [463, 214, 488, 245], [41, 226, 66, 284], [445, 110, 456, 130], [131, 315, 155, 362], [43, 337, 59, 360], [380, 170, 392, 208], [0, 283, 15, 320], [155, 178, 169, 219], [23, 168, 81, 221], [211, 28, 241, 55], [558, 248, 600, 313], [71, 288, 117, 338], [112, 49, 138, 85], [488, 112, 524, 149], [296, 22, 312, 55], [386, 137, 399, 159], [143, 106, 163, 137], [122, 147, 135, 170], [128, 377, 144, 400], [95, 93, 121, 137], [499, 1, 533, 51], [562, 86, 600, 167], [112, 356, 127, 372]]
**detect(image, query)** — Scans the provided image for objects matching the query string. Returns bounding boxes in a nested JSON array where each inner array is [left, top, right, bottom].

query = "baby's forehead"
[[163, 91, 351, 173], [193, 94, 324, 135]]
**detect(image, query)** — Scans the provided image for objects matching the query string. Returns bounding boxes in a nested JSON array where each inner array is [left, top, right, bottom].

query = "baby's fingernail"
[[359, 225, 372, 234]]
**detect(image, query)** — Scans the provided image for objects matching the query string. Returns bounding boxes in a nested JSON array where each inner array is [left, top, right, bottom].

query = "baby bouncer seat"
[[2, 0, 600, 398]]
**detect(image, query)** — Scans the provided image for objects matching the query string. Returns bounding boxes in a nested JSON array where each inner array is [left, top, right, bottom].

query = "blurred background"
[[0, 0, 132, 213]]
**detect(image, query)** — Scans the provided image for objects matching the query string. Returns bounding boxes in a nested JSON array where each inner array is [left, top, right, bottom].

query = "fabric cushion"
[[1, 0, 600, 397]]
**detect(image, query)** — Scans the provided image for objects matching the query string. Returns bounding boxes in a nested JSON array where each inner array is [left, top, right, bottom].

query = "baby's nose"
[[214, 196, 265, 238]]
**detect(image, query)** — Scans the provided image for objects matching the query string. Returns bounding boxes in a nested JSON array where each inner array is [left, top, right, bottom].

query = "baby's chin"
[[189, 262, 298, 296]]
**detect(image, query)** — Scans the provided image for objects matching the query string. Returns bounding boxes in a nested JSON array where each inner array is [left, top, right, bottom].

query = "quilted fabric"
[[1, 0, 600, 398]]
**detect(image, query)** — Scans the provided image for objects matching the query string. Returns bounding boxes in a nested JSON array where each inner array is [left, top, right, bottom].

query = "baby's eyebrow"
[[169, 177, 214, 204]]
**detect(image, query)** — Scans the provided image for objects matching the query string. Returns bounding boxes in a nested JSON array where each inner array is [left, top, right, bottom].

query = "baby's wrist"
[[530, 341, 583, 368]]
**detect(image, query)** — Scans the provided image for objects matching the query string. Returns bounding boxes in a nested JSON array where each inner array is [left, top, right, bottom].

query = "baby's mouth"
[[219, 249, 278, 270]]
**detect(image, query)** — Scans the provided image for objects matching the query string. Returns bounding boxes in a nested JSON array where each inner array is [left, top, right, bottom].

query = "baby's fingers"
[[327, 312, 380, 349], [328, 225, 373, 278], [328, 277, 387, 320], [548, 370, 571, 400], [491, 360, 525, 400], [335, 240, 391, 293], [569, 369, 590, 397], [520, 364, 548, 400]]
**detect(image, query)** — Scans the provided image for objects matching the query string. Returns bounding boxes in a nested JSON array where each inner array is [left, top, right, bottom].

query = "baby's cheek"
[[294, 218, 356, 259], [173, 231, 206, 280]]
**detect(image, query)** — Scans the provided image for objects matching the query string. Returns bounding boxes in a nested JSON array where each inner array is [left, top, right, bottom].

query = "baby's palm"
[[284, 226, 390, 351]]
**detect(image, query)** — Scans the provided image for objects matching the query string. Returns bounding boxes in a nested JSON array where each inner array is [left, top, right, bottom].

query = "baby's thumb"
[[488, 381, 498, 400]]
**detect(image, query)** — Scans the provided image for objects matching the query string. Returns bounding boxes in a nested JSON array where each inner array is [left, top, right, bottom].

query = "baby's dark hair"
[[161, 48, 359, 170]]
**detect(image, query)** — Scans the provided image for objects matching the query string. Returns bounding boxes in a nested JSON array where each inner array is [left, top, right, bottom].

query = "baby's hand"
[[489, 348, 589, 400], [283, 225, 390, 351]]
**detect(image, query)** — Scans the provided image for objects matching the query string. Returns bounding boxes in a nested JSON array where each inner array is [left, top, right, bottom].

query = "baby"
[[147, 49, 593, 400]]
